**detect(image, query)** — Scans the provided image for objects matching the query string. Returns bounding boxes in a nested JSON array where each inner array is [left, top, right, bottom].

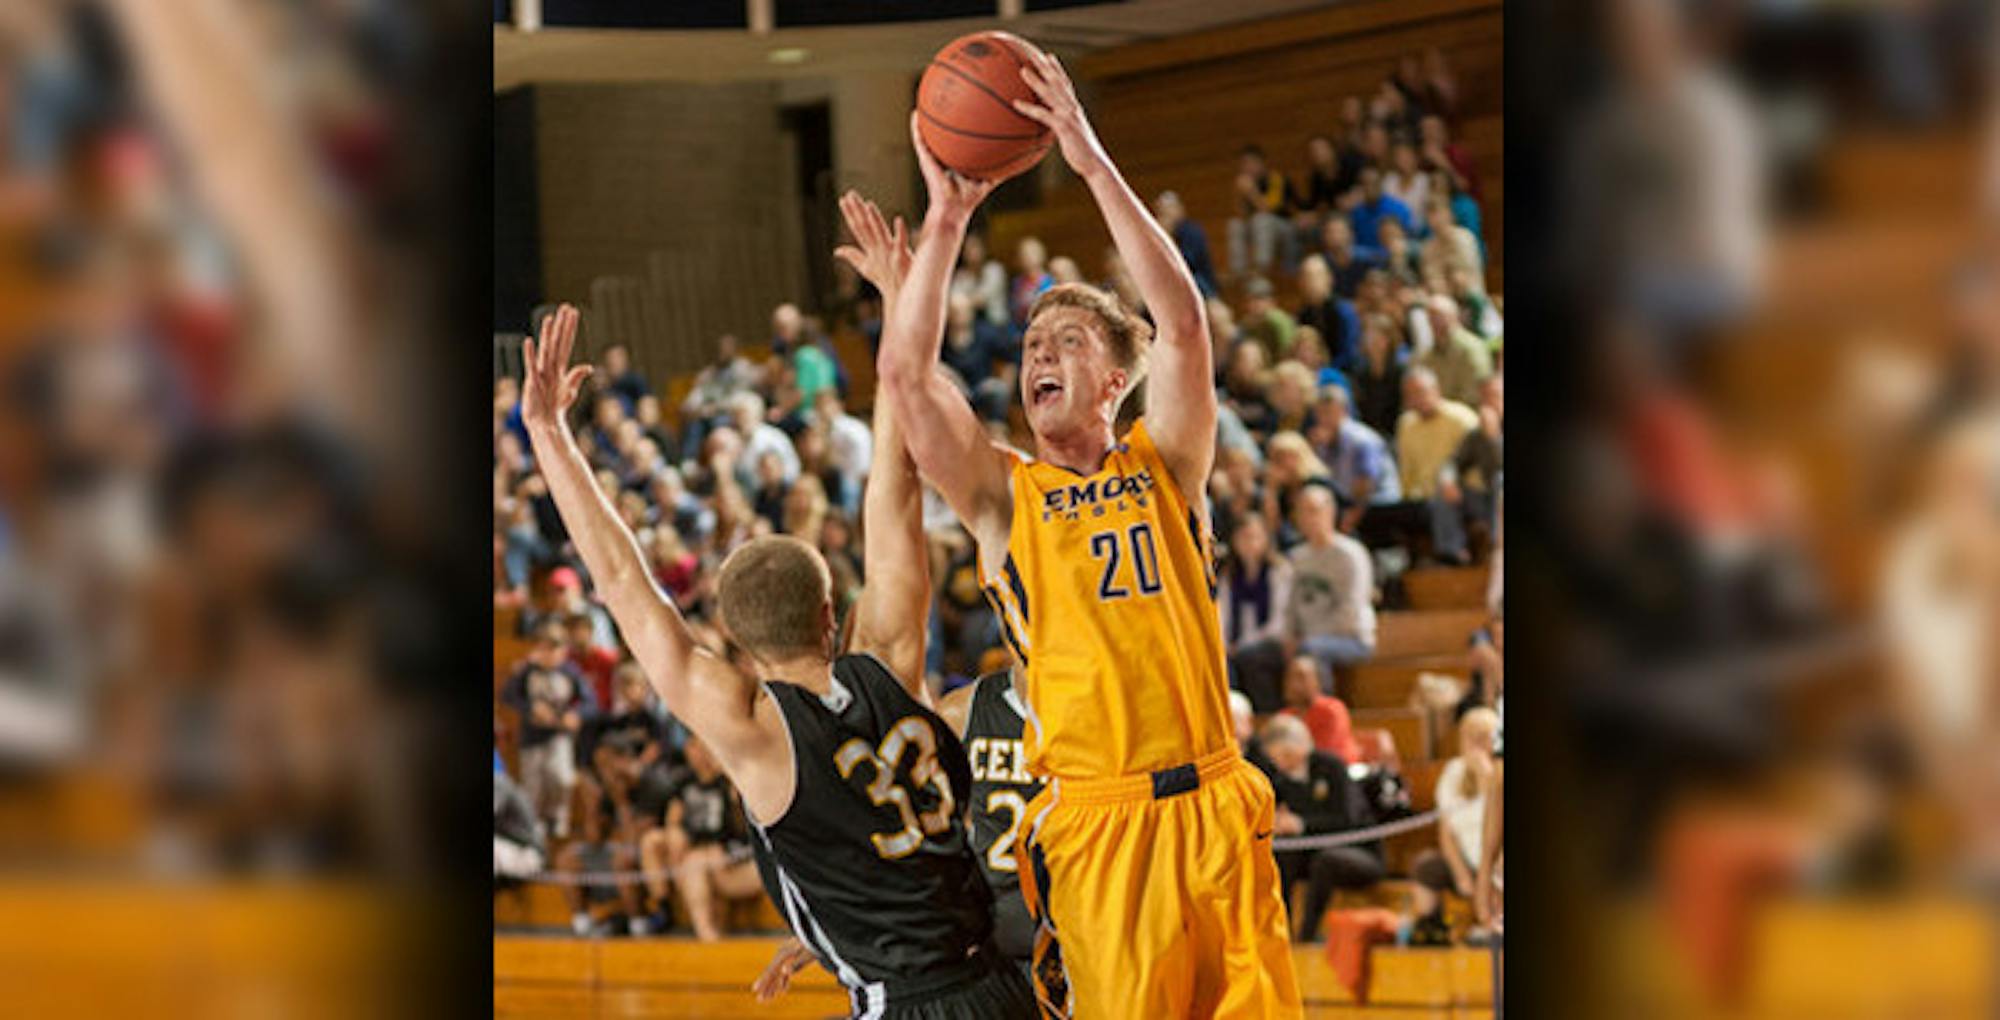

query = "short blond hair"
[[1028, 282, 1155, 381], [716, 536, 832, 660]]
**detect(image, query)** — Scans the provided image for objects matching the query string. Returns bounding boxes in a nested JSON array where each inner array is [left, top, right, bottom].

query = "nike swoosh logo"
[[1254, 830, 1272, 840]]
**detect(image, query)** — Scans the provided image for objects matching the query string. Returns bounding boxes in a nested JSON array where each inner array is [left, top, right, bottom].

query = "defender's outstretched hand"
[[910, 112, 998, 223], [833, 190, 914, 297], [521, 303, 592, 431], [1010, 47, 1110, 179], [751, 936, 818, 1003]]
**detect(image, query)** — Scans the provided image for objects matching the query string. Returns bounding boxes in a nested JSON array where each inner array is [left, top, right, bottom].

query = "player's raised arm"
[[1010, 47, 1217, 493], [834, 192, 933, 702], [875, 116, 1016, 545], [520, 307, 760, 745]]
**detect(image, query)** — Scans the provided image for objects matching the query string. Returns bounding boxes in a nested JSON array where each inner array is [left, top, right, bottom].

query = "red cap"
[[549, 567, 582, 591]]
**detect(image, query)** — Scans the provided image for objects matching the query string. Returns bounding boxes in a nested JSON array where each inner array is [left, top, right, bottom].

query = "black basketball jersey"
[[672, 773, 744, 849], [750, 653, 995, 999], [962, 671, 1044, 962]]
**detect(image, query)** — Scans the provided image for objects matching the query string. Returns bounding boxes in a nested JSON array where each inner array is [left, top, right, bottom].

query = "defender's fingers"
[[833, 245, 865, 272]]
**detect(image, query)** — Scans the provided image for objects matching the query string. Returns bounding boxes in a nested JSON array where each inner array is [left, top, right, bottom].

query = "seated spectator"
[[1383, 141, 1431, 226], [1353, 315, 1407, 439], [494, 755, 547, 883], [1219, 515, 1294, 713], [1415, 296, 1494, 407], [751, 450, 791, 532], [792, 421, 850, 512], [934, 545, 1001, 681], [582, 665, 668, 835], [1371, 78, 1422, 138], [1296, 255, 1362, 373], [1348, 166, 1414, 250], [951, 229, 1009, 326], [818, 511, 864, 612], [1279, 654, 1362, 762], [1411, 707, 1500, 943], [1419, 113, 1480, 201], [1322, 218, 1381, 300], [564, 611, 620, 710], [647, 467, 714, 544], [1452, 264, 1503, 341], [771, 308, 846, 401], [782, 473, 829, 540], [1432, 375, 1503, 565], [1155, 190, 1219, 297], [1206, 296, 1243, 382], [519, 564, 618, 650], [1291, 135, 1344, 250], [1430, 168, 1483, 246], [1268, 362, 1317, 436], [678, 333, 757, 461], [556, 772, 652, 936], [1048, 255, 1084, 286], [1009, 236, 1054, 330], [498, 491, 552, 594], [501, 621, 598, 839], [1261, 715, 1387, 942], [1286, 485, 1378, 670], [1263, 431, 1330, 548], [1229, 144, 1297, 277], [1308, 385, 1401, 534], [813, 389, 872, 515], [1394, 367, 1478, 500], [648, 526, 700, 603], [1420, 196, 1485, 295], [1457, 612, 1504, 722], [1208, 445, 1264, 548], [599, 342, 651, 413], [731, 392, 801, 489], [1222, 339, 1277, 441], [640, 736, 762, 942], [1376, 218, 1422, 286], [634, 395, 675, 461], [939, 292, 1015, 423], [1290, 326, 1348, 394], [1240, 276, 1298, 363]]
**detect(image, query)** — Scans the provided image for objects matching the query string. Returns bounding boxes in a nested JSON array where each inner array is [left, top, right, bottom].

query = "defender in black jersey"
[[937, 668, 1044, 964], [521, 196, 1034, 1019], [752, 653, 1031, 1016]]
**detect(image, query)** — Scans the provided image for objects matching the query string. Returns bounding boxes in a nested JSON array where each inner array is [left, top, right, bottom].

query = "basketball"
[[916, 31, 1052, 180]]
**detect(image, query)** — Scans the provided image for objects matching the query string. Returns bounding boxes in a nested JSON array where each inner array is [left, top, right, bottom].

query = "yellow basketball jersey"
[[982, 421, 1233, 779]]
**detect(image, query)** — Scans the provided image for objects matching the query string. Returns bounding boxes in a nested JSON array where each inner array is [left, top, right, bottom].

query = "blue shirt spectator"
[[1309, 388, 1401, 508], [1348, 167, 1415, 249], [1154, 191, 1219, 297]]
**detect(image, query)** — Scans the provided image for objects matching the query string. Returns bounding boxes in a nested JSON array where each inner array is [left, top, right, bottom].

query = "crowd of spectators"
[[493, 45, 1503, 942]]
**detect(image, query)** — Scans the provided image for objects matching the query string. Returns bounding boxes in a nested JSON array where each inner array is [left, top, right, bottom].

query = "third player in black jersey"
[[937, 668, 1044, 964]]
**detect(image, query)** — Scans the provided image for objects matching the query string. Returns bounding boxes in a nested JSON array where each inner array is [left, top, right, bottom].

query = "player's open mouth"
[[1032, 378, 1063, 407]]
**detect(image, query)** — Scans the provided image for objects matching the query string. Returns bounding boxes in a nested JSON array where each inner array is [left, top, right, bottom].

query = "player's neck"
[[759, 652, 835, 693], [1033, 424, 1117, 476]]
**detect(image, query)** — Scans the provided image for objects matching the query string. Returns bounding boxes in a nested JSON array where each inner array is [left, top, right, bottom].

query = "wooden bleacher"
[[989, 0, 1504, 305]]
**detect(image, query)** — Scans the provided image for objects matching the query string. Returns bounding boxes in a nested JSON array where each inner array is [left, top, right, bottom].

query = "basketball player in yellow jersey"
[[877, 44, 1301, 1020]]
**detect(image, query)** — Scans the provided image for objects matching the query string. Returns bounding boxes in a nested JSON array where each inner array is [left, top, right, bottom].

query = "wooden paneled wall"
[[533, 81, 808, 379]]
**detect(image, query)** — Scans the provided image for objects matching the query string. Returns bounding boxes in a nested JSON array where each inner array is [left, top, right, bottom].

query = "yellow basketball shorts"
[[1014, 748, 1303, 1019]]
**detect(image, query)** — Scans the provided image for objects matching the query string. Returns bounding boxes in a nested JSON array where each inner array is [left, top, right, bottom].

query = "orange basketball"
[[916, 31, 1053, 181]]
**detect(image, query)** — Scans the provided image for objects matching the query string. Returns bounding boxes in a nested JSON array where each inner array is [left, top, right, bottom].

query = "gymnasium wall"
[[530, 80, 807, 377], [992, 0, 1504, 294]]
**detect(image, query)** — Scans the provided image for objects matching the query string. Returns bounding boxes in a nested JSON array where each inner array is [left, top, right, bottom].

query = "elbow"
[[1161, 309, 1206, 346]]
